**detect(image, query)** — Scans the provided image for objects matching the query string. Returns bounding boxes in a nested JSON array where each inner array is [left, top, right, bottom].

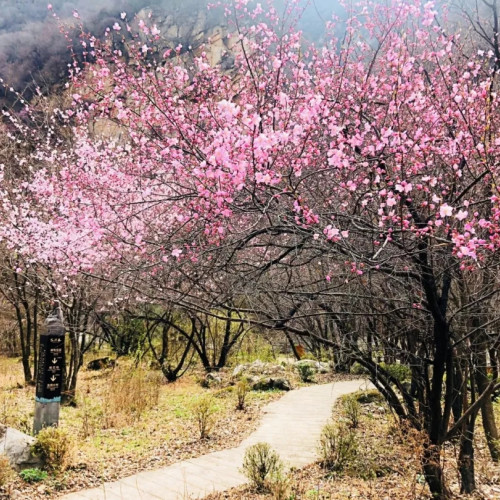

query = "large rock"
[[87, 357, 116, 371], [133, 1, 234, 69], [294, 359, 330, 374], [232, 360, 285, 379], [203, 372, 222, 387], [0, 425, 42, 471], [251, 377, 292, 392]]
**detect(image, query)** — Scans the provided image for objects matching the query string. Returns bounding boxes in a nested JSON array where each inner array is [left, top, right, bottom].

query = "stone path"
[[62, 379, 368, 500]]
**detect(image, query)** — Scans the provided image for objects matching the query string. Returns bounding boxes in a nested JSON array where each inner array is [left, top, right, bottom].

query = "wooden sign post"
[[33, 304, 65, 434]]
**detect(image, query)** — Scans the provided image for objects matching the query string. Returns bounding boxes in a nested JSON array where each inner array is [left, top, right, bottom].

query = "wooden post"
[[33, 304, 65, 434]]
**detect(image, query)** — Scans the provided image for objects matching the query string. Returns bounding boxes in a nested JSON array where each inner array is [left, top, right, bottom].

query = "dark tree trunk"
[[474, 344, 500, 462], [422, 444, 452, 500], [458, 417, 477, 493], [15, 304, 33, 384]]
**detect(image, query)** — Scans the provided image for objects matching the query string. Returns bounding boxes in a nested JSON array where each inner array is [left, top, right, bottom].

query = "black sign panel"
[[35, 335, 65, 402]]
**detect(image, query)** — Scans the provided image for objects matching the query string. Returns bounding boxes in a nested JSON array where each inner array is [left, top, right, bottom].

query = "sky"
[[0, 0, 341, 103]]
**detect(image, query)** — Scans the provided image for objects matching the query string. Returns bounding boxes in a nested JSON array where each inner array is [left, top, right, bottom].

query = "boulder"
[[86, 357, 116, 371], [232, 364, 247, 378], [0, 425, 42, 471], [294, 359, 330, 374], [251, 377, 292, 392], [204, 372, 222, 387], [232, 360, 285, 379]]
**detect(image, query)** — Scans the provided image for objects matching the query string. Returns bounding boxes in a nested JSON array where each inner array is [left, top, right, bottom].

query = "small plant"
[[78, 396, 102, 438], [342, 395, 361, 429], [349, 362, 370, 376], [32, 427, 73, 472], [352, 389, 384, 405], [296, 363, 315, 383], [242, 442, 283, 492], [19, 467, 48, 483], [267, 469, 291, 499], [318, 422, 357, 473], [236, 380, 249, 410], [0, 455, 12, 486], [191, 394, 217, 439]]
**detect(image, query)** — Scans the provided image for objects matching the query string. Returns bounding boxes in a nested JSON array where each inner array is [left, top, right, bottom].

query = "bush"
[[318, 423, 357, 473], [380, 362, 411, 383], [0, 455, 12, 487], [236, 380, 249, 410], [32, 427, 73, 472], [19, 468, 48, 483], [350, 362, 369, 376], [242, 442, 283, 492], [296, 364, 315, 383], [342, 395, 361, 429], [191, 394, 217, 439], [352, 389, 385, 405]]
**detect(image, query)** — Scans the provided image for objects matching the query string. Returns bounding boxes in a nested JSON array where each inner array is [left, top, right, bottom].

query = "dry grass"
[[0, 358, 32, 434]]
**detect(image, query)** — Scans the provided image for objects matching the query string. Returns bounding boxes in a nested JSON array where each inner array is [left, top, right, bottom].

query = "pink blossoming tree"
[[1, 0, 500, 496]]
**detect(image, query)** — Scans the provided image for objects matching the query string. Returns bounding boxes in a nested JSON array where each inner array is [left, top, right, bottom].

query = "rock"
[[232, 364, 247, 378], [232, 360, 285, 379], [0, 425, 42, 471], [251, 377, 292, 391], [86, 357, 116, 371], [294, 359, 330, 374], [204, 372, 222, 386]]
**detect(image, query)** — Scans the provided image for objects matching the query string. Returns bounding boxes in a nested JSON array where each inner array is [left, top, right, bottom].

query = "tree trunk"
[[458, 416, 477, 493], [422, 444, 451, 500], [474, 337, 500, 461], [15, 304, 32, 384], [477, 369, 500, 462]]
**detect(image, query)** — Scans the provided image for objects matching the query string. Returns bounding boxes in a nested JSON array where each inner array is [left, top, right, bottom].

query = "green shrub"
[[19, 468, 48, 483], [0, 455, 12, 486], [296, 364, 315, 383], [349, 362, 369, 376], [242, 442, 283, 492], [352, 389, 385, 405], [236, 380, 249, 410], [190, 394, 217, 439], [318, 423, 357, 473], [32, 427, 73, 472], [380, 362, 411, 383], [342, 395, 361, 429]]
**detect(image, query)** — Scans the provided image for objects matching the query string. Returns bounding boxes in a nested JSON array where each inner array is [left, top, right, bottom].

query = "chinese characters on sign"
[[35, 334, 65, 402]]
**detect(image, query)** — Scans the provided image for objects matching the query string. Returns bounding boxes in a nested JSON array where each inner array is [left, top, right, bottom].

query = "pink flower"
[[439, 204, 453, 217]]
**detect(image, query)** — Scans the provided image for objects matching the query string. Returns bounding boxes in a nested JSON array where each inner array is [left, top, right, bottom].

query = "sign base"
[[33, 400, 61, 434]]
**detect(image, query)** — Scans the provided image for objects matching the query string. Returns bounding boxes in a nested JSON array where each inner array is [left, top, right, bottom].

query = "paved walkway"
[[62, 379, 367, 500]]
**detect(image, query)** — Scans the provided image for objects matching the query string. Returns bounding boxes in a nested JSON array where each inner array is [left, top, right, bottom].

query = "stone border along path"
[[62, 379, 369, 500]]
